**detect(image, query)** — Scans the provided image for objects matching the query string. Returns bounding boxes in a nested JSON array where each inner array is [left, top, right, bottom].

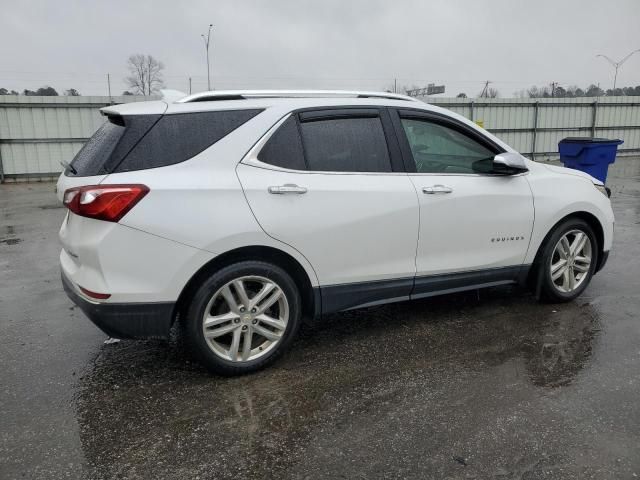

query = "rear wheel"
[[536, 218, 598, 302], [184, 261, 301, 375]]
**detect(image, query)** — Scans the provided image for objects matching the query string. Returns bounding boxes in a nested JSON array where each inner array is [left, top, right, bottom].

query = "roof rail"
[[175, 90, 421, 103]]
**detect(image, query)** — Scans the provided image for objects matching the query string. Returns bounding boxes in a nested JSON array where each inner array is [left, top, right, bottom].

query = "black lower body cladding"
[[61, 271, 174, 339]]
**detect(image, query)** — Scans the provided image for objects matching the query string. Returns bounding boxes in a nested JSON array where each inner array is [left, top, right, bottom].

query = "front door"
[[392, 109, 534, 293]]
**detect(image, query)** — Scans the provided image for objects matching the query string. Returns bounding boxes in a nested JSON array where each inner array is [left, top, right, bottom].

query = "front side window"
[[400, 118, 496, 174], [299, 116, 392, 173]]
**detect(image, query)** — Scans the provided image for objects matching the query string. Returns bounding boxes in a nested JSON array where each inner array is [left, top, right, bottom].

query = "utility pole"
[[189, 77, 192, 94], [394, 78, 397, 94], [550, 81, 558, 97], [596, 49, 640, 90], [201, 24, 213, 90], [480, 80, 491, 98], [107, 73, 112, 103]]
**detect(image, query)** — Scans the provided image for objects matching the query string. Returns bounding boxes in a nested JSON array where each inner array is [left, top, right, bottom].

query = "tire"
[[183, 261, 302, 376], [535, 218, 598, 303]]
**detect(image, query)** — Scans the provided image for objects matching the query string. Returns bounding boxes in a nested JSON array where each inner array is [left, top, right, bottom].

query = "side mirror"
[[493, 152, 529, 174]]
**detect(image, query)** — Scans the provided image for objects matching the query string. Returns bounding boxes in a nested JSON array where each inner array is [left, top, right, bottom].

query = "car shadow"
[[73, 286, 601, 478]]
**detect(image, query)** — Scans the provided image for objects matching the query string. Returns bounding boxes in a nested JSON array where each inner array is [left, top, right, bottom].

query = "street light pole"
[[596, 49, 640, 91], [201, 24, 213, 91]]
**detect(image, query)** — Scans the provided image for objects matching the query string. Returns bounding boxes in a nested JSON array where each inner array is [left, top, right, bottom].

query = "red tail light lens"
[[79, 286, 111, 300], [63, 184, 149, 222]]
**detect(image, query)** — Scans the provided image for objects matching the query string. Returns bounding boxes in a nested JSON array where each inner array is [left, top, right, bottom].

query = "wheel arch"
[[529, 210, 605, 282], [173, 245, 318, 326]]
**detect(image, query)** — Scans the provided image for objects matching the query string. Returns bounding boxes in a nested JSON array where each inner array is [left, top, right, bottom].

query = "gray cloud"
[[1, 0, 639, 97]]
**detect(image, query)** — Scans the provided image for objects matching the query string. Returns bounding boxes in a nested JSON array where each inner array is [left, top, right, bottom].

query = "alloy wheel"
[[549, 229, 592, 293], [201, 275, 289, 362]]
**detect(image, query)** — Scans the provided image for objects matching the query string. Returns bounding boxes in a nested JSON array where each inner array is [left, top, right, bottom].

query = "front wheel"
[[184, 261, 302, 375], [536, 218, 598, 303]]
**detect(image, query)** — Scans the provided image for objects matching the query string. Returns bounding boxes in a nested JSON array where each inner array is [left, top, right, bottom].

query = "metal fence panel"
[[1, 95, 639, 181], [427, 96, 640, 160], [0, 95, 150, 180]]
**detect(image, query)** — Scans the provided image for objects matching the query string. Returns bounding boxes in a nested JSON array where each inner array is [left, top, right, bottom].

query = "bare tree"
[[125, 54, 165, 96], [527, 85, 551, 98]]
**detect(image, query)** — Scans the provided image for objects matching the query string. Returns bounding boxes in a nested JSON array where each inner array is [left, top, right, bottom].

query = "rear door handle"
[[268, 184, 308, 195], [422, 184, 453, 194]]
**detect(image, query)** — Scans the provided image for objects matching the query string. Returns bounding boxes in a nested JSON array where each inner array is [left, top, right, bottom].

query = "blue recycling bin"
[[558, 137, 623, 184]]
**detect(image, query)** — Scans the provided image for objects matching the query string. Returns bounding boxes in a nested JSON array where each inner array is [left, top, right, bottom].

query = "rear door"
[[237, 108, 420, 311]]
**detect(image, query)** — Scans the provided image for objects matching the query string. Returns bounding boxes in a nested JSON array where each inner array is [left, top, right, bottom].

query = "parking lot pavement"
[[1, 160, 639, 480]]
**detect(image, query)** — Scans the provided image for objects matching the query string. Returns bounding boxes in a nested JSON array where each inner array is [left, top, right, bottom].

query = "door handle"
[[422, 184, 453, 194], [268, 184, 308, 195]]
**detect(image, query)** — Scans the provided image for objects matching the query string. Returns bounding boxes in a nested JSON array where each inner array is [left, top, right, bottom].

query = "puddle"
[[1, 225, 23, 245], [0, 238, 22, 245]]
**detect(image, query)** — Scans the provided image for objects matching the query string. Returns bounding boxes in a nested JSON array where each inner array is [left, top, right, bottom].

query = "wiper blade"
[[60, 160, 77, 175]]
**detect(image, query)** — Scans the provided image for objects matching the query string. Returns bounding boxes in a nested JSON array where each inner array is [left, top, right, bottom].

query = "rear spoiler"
[[100, 100, 168, 117]]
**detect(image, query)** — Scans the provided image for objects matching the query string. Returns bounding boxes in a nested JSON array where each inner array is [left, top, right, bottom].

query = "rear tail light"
[[79, 286, 111, 300], [63, 184, 149, 222]]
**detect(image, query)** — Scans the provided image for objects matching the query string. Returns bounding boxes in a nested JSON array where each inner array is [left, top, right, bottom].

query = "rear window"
[[68, 109, 262, 176], [299, 117, 392, 172], [258, 116, 306, 170], [69, 117, 124, 176]]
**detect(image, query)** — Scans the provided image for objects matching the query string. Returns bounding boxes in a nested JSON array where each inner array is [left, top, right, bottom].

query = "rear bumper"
[[61, 271, 175, 339]]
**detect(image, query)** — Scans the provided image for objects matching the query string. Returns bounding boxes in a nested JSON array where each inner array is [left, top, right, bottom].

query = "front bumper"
[[61, 271, 175, 339]]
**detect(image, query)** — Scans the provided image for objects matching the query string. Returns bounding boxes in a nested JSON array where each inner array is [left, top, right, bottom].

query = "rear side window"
[[299, 117, 392, 172], [258, 116, 306, 170], [114, 109, 262, 173]]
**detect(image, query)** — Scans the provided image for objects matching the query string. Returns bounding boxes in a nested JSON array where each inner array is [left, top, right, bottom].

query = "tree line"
[[388, 82, 640, 99], [4, 56, 640, 98], [0, 86, 81, 96], [513, 84, 640, 98], [0, 53, 165, 97], [455, 84, 640, 99]]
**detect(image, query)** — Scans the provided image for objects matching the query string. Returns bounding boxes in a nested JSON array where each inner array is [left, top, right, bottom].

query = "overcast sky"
[[1, 0, 639, 97]]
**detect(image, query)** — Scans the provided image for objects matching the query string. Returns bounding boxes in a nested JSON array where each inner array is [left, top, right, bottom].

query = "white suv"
[[57, 90, 614, 375]]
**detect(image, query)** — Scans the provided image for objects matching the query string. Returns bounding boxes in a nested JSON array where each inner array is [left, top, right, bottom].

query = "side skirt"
[[317, 265, 530, 316]]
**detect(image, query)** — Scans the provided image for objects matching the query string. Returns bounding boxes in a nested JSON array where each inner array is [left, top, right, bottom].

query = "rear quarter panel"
[[101, 109, 320, 288]]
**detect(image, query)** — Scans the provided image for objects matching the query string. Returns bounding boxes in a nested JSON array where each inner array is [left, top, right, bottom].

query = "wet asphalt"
[[1, 160, 639, 479]]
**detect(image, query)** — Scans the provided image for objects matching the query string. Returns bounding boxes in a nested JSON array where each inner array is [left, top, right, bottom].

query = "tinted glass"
[[69, 115, 161, 177], [69, 118, 125, 176], [300, 117, 392, 172], [102, 115, 161, 173], [258, 116, 306, 170], [114, 109, 262, 173], [401, 118, 496, 174]]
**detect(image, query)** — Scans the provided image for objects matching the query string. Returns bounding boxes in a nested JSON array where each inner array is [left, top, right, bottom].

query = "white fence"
[[1, 95, 639, 181]]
